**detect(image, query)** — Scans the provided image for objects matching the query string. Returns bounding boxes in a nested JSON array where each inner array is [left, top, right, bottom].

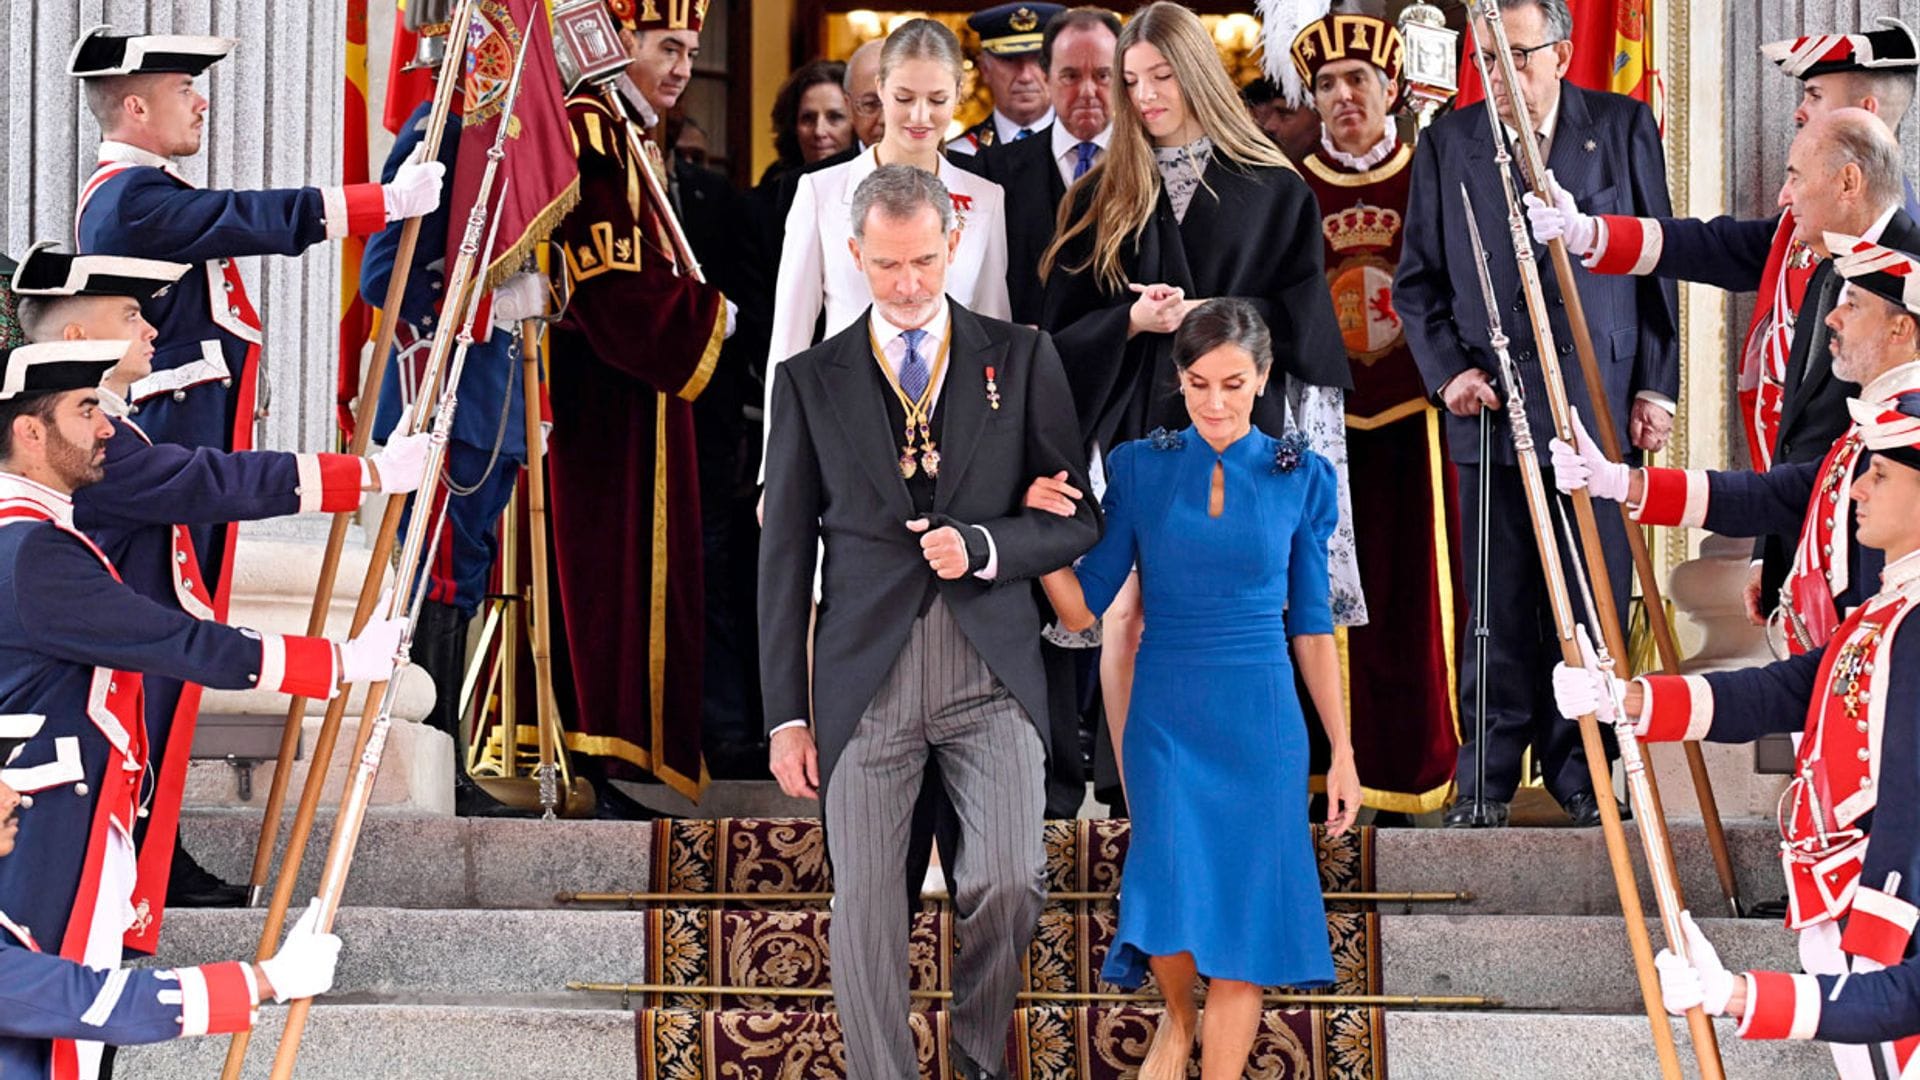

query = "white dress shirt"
[[993, 107, 1055, 146], [1050, 121, 1112, 188], [762, 148, 1011, 477]]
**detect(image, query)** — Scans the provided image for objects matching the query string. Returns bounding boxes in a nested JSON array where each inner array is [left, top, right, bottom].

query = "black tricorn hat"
[[1763, 18, 1920, 80], [0, 340, 126, 402], [11, 243, 188, 304], [68, 24, 236, 78]]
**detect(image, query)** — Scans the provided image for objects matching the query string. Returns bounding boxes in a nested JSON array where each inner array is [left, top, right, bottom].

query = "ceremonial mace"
[[240, 0, 478, 909], [219, 10, 539, 1078], [1476, 0, 1742, 917], [1463, 190, 1718, 1080], [261, 29, 537, 1079]]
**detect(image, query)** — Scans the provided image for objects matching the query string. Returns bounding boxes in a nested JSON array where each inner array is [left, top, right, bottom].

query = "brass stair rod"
[[555, 889, 1472, 905], [566, 982, 1496, 1008]]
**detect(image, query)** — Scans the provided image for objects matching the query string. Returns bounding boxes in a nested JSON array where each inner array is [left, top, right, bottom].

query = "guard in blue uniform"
[[0, 339, 404, 1080], [68, 26, 445, 621], [10, 244, 430, 926], [1552, 232, 1920, 655], [1558, 388, 1920, 1080], [0, 715, 341, 1080], [361, 96, 537, 765]]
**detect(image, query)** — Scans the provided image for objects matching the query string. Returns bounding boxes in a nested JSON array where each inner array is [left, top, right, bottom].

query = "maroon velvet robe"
[[1303, 139, 1463, 814], [546, 90, 724, 799]]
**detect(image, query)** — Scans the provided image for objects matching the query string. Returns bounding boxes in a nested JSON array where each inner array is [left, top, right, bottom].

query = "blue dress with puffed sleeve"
[[1077, 426, 1338, 989]]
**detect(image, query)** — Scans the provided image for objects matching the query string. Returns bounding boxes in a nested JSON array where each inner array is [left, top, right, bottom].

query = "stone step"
[[115, 1002, 1831, 1079], [177, 810, 1787, 916], [150, 907, 1793, 1016]]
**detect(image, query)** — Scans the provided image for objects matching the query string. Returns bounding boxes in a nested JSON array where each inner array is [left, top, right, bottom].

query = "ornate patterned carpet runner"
[[625, 819, 1386, 1079]]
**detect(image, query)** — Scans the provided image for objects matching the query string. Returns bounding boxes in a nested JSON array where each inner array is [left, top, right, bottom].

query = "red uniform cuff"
[[1738, 970, 1822, 1040], [1635, 467, 1711, 528], [1841, 886, 1920, 968], [324, 183, 389, 239], [1589, 215, 1665, 276], [173, 962, 257, 1036], [259, 633, 339, 699], [295, 453, 366, 513], [1637, 674, 1714, 741]]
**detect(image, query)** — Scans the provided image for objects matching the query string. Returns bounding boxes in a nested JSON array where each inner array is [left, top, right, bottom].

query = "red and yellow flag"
[[1457, 0, 1663, 128], [338, 0, 374, 441], [383, 1, 436, 136]]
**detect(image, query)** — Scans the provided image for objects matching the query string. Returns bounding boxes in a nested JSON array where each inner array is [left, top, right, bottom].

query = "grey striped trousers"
[[825, 596, 1048, 1079]]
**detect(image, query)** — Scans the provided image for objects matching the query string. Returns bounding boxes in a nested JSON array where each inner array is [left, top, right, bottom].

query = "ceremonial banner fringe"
[[627, 819, 1385, 1080], [445, 0, 582, 307]]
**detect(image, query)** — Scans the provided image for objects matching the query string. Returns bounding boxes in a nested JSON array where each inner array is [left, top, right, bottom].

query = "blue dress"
[[1078, 427, 1338, 990]]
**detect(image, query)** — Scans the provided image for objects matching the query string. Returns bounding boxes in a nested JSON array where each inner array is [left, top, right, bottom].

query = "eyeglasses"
[[1476, 40, 1562, 73], [852, 94, 883, 117]]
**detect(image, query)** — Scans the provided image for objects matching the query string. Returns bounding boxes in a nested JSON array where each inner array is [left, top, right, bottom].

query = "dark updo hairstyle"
[[771, 59, 850, 168], [1172, 297, 1274, 376]]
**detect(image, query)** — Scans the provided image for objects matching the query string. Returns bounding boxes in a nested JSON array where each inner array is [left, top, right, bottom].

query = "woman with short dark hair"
[[1033, 297, 1360, 1080]]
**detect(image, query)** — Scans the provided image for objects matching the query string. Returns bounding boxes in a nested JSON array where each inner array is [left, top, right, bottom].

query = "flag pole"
[[240, 0, 477, 908]]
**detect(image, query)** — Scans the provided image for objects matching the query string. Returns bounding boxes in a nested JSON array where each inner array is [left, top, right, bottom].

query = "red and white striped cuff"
[[294, 453, 365, 514], [322, 183, 388, 240], [1841, 886, 1920, 968], [1589, 215, 1665, 276], [257, 633, 339, 699], [1737, 970, 1822, 1040], [1635, 674, 1714, 741], [171, 961, 258, 1036], [1634, 467, 1711, 528]]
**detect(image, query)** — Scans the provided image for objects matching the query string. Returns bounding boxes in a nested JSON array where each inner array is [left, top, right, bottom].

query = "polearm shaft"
[[519, 317, 568, 817], [266, 44, 535, 1072], [1478, 1, 1741, 917], [222, 11, 537, 1078], [1460, 188, 1693, 1080], [243, 0, 479, 909]]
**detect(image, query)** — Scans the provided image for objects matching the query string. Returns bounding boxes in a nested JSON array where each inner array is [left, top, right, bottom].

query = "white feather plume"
[[1256, 0, 1334, 109]]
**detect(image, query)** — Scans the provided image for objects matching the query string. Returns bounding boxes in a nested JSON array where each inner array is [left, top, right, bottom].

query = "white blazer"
[[763, 149, 1011, 459]]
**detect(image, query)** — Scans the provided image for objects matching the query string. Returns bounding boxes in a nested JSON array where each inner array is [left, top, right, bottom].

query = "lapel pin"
[[1583, 138, 1597, 153], [985, 365, 1001, 410]]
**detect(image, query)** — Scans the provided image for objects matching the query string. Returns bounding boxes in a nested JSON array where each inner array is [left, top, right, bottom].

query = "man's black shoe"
[[1442, 797, 1509, 828], [1561, 791, 1630, 827], [593, 781, 665, 821], [950, 1040, 1007, 1080], [166, 845, 247, 908]]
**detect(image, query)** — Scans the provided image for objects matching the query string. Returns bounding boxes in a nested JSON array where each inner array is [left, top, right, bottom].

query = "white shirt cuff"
[[972, 525, 999, 581], [770, 718, 807, 734], [1633, 390, 1677, 415]]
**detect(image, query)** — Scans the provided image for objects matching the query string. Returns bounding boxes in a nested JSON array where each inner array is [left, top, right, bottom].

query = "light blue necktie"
[[1073, 141, 1098, 180], [899, 328, 930, 402], [1013, 128, 1033, 141]]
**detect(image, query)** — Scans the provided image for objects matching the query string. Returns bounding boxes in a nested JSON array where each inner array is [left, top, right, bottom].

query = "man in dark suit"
[[761, 164, 1098, 1079], [951, 4, 1065, 157], [1393, 0, 1678, 828], [975, 7, 1119, 326]]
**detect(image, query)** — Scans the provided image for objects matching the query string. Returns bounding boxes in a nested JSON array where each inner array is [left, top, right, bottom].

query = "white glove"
[[1522, 169, 1598, 257], [489, 271, 548, 327], [383, 160, 446, 222], [1551, 630, 1625, 726], [1548, 411, 1631, 502], [1655, 911, 1734, 1016], [338, 609, 406, 686], [257, 898, 342, 1004], [368, 429, 431, 495], [724, 298, 739, 340]]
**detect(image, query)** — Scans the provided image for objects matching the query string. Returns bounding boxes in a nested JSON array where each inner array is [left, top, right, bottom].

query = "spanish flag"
[[1457, 0, 1663, 129], [338, 0, 374, 441]]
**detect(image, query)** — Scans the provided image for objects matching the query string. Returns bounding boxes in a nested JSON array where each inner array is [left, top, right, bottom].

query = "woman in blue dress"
[[1034, 298, 1361, 1079]]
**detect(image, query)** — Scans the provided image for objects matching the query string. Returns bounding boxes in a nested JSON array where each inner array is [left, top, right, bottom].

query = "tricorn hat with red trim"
[[1848, 391, 1920, 471], [1763, 17, 1919, 80], [1827, 231, 1920, 318], [608, 0, 709, 34]]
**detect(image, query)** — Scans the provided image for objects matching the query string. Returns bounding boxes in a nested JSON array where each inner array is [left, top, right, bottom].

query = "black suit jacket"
[[1041, 155, 1349, 453], [758, 301, 1102, 785], [1751, 208, 1920, 595], [976, 126, 1069, 325], [1394, 83, 1680, 466]]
